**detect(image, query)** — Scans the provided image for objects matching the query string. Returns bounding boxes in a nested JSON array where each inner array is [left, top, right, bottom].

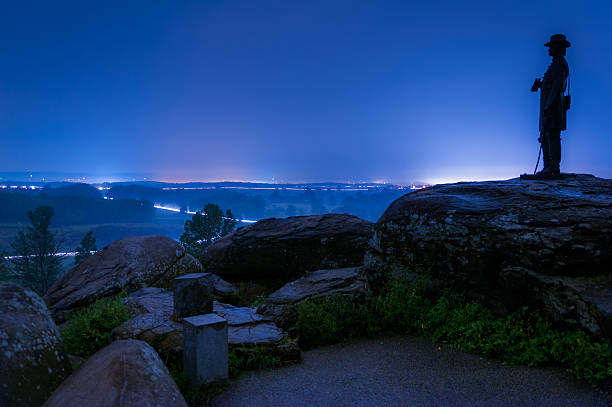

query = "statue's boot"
[[536, 135, 553, 175]]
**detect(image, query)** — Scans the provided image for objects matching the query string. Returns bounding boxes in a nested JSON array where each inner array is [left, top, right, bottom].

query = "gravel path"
[[212, 335, 607, 407]]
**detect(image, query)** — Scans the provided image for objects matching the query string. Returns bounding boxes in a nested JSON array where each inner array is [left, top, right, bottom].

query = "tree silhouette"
[[180, 203, 236, 262], [75, 230, 97, 265], [10, 206, 62, 295]]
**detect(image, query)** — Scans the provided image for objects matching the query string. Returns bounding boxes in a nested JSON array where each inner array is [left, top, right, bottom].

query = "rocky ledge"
[[111, 288, 299, 364], [205, 214, 373, 283], [366, 174, 612, 338], [43, 236, 204, 321]]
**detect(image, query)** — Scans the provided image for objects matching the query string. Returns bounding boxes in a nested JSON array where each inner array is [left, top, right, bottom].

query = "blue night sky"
[[1, 0, 610, 184]]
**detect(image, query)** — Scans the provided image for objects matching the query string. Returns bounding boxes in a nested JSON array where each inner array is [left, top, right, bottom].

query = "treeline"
[[0, 187, 155, 225], [108, 185, 407, 221], [110, 185, 268, 219]]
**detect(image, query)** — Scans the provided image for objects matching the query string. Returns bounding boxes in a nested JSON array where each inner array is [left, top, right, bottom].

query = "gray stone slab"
[[183, 313, 226, 327], [173, 273, 214, 319], [183, 313, 228, 385]]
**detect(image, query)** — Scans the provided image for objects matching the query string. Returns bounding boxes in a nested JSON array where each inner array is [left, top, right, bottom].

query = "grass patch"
[[60, 292, 131, 357], [297, 276, 612, 386], [249, 294, 267, 308], [228, 346, 284, 377]]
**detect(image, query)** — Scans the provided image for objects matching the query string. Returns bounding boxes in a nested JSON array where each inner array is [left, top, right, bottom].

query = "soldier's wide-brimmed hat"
[[545, 34, 571, 48]]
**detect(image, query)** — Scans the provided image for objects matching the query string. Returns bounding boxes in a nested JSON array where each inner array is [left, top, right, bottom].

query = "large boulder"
[[111, 288, 294, 363], [366, 174, 612, 337], [44, 235, 201, 321], [42, 339, 187, 407], [257, 267, 369, 330], [205, 214, 374, 283], [0, 284, 72, 407]]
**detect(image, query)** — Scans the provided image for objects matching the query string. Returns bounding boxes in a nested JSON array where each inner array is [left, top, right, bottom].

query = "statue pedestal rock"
[[183, 314, 229, 385], [520, 172, 576, 180], [173, 273, 214, 320]]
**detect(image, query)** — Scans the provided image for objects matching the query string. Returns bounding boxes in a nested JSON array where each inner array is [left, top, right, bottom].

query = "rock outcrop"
[[366, 174, 612, 337], [112, 288, 183, 363], [42, 339, 187, 407], [257, 267, 369, 330], [44, 235, 201, 321], [0, 284, 72, 407], [111, 288, 295, 363], [210, 274, 239, 301], [205, 214, 374, 283]]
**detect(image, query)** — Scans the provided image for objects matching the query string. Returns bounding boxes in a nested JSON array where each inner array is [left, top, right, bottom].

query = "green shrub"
[[296, 275, 612, 386], [61, 292, 131, 357], [297, 294, 371, 349], [229, 347, 284, 377], [249, 294, 267, 308]]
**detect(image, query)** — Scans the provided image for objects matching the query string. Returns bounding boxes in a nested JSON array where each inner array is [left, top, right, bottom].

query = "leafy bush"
[[61, 292, 130, 357], [296, 275, 612, 386]]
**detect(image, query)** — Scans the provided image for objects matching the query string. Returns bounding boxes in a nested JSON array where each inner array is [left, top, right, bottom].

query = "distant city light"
[[3, 250, 96, 260]]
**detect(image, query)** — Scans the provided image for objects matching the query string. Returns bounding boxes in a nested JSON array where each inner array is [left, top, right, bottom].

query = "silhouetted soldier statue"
[[530, 34, 571, 175]]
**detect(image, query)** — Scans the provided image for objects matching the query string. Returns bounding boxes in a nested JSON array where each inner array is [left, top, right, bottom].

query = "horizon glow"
[[1, 1, 611, 183]]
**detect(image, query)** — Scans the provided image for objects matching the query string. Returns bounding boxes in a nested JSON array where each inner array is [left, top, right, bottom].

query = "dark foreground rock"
[[257, 267, 369, 330], [366, 174, 612, 337], [205, 214, 373, 283], [42, 339, 187, 407], [111, 288, 296, 363], [0, 284, 72, 407], [44, 235, 201, 321]]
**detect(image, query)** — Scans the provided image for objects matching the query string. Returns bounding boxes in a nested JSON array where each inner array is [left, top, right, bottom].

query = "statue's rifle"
[[534, 145, 542, 175]]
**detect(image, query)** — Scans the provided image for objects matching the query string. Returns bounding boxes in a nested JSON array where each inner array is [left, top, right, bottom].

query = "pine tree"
[[10, 206, 62, 295], [75, 230, 97, 265], [180, 203, 237, 261]]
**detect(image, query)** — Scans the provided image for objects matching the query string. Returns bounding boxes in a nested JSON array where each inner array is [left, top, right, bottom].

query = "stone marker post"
[[183, 314, 228, 385], [175, 273, 228, 385], [173, 273, 214, 319]]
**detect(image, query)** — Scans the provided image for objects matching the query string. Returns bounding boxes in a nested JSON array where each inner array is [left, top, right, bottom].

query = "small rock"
[[257, 267, 369, 330]]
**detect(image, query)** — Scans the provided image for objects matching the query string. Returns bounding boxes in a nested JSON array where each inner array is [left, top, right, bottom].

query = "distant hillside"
[[106, 182, 409, 221], [0, 190, 154, 225], [0, 180, 416, 252]]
